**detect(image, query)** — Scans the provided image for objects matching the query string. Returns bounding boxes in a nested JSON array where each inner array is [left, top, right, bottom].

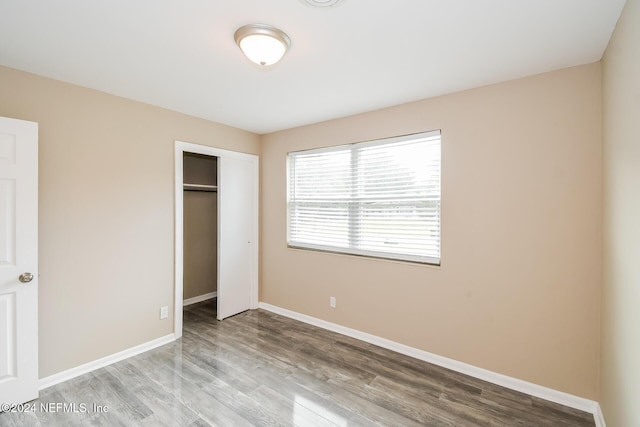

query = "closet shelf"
[[184, 183, 218, 192]]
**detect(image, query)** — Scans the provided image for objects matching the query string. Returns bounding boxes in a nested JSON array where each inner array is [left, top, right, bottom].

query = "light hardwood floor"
[[1, 299, 595, 426]]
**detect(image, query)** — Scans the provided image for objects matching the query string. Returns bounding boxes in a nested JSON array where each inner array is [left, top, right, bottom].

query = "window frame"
[[286, 130, 441, 265]]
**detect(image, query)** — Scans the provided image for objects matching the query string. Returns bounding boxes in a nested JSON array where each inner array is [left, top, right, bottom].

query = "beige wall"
[[0, 65, 260, 377], [601, 0, 640, 424], [261, 64, 602, 399]]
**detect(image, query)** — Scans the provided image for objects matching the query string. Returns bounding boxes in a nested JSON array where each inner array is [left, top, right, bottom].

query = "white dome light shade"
[[239, 34, 286, 66], [234, 24, 291, 66], [300, 0, 344, 7]]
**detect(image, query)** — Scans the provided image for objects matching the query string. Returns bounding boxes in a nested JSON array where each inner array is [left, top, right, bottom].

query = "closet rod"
[[184, 183, 217, 192]]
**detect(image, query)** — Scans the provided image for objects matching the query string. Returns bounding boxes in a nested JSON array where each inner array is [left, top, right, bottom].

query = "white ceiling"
[[0, 0, 627, 134]]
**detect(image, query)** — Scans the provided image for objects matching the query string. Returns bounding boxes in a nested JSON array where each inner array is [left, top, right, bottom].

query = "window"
[[287, 130, 441, 264]]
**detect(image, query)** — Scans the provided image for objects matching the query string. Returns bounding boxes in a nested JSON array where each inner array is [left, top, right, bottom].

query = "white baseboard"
[[258, 302, 600, 421], [594, 403, 607, 427], [183, 291, 217, 306], [39, 333, 176, 390]]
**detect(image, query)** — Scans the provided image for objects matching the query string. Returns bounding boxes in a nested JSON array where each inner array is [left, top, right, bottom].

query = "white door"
[[0, 117, 38, 404], [217, 154, 258, 320]]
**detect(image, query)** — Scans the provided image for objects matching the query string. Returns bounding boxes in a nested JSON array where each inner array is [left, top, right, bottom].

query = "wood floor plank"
[[248, 385, 340, 427], [104, 363, 201, 427], [530, 396, 597, 425]]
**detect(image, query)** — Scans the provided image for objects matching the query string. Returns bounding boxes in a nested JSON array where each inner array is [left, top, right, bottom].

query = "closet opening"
[[174, 140, 259, 338], [182, 152, 218, 324]]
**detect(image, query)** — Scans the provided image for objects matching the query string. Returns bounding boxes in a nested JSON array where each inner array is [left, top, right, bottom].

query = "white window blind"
[[287, 130, 441, 264]]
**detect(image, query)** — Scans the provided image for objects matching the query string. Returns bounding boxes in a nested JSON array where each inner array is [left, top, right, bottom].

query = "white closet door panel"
[[217, 155, 257, 320]]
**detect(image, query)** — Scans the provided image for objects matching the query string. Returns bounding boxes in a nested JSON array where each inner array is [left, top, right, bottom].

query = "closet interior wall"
[[183, 153, 218, 302]]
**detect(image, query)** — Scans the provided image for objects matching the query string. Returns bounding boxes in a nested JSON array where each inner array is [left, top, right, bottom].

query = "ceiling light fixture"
[[234, 24, 291, 67], [300, 0, 344, 7]]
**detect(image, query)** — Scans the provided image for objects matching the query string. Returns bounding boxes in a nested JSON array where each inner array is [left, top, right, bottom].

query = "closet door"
[[217, 154, 257, 320]]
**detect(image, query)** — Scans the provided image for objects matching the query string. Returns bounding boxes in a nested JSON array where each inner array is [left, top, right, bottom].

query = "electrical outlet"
[[330, 296, 336, 308], [160, 306, 169, 320]]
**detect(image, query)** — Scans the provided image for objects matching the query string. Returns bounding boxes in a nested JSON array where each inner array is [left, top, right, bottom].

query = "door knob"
[[19, 272, 33, 283]]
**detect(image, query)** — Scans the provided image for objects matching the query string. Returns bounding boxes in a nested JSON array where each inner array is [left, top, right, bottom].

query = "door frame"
[[174, 140, 259, 338]]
